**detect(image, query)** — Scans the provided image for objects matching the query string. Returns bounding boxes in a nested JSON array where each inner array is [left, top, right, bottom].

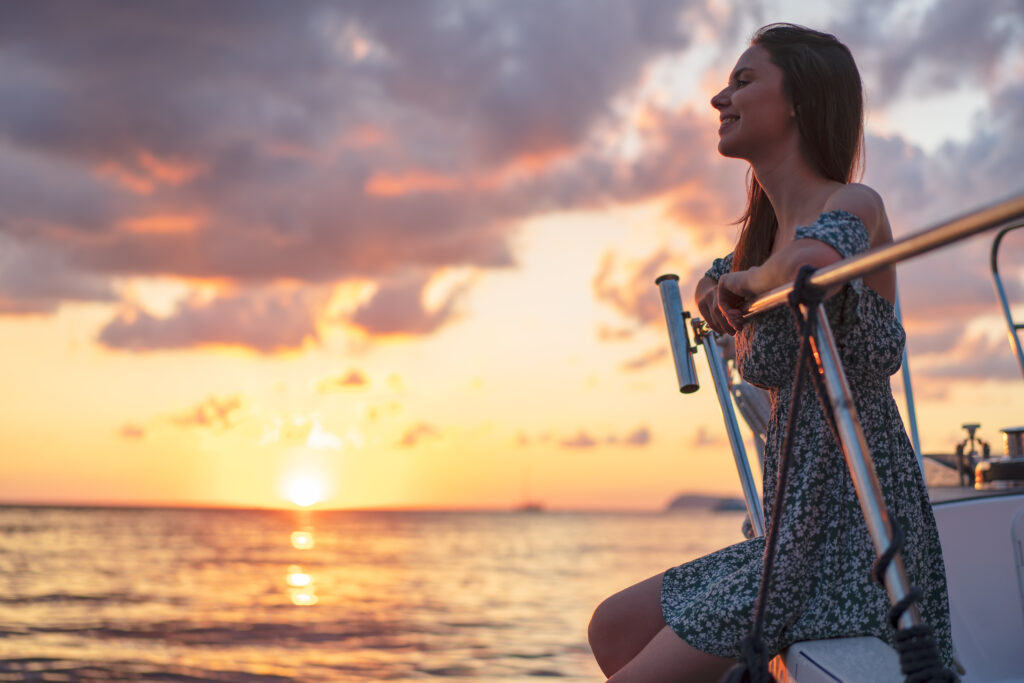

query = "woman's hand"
[[696, 276, 734, 335], [716, 267, 761, 333]]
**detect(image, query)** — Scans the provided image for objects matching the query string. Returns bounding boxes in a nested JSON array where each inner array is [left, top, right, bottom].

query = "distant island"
[[665, 493, 747, 512]]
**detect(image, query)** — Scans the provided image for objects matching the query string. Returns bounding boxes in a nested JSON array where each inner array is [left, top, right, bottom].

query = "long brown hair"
[[731, 24, 864, 272]]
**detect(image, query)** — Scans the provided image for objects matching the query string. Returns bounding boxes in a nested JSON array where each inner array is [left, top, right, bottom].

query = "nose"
[[710, 87, 729, 111]]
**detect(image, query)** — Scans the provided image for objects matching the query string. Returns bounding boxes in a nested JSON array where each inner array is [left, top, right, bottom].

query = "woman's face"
[[710, 46, 797, 161]]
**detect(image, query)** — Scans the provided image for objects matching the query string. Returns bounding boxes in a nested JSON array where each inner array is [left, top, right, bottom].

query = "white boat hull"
[[769, 490, 1024, 682]]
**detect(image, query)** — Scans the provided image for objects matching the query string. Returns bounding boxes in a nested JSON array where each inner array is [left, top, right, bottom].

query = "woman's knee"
[[588, 573, 667, 675], [587, 593, 621, 651]]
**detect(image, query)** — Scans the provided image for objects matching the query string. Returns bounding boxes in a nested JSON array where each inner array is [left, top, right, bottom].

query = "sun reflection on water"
[[286, 565, 312, 587], [290, 530, 315, 550], [286, 525, 318, 606]]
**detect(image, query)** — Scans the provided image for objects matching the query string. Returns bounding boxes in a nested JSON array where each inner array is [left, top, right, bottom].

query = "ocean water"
[[0, 506, 745, 682]]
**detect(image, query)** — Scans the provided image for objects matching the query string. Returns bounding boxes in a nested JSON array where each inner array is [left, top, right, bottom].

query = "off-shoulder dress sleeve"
[[793, 210, 870, 259], [793, 209, 874, 328], [704, 253, 734, 282]]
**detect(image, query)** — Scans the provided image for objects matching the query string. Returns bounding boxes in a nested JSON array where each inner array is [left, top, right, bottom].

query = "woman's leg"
[[607, 625, 736, 682], [587, 573, 668, 677]]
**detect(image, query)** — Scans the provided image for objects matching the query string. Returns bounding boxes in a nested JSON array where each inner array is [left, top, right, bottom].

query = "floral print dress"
[[660, 211, 955, 667]]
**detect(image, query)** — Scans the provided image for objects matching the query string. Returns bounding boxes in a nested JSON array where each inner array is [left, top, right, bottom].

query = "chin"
[[717, 140, 744, 159]]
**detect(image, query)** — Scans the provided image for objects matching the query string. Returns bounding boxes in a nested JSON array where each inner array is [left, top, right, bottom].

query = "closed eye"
[[730, 67, 754, 88]]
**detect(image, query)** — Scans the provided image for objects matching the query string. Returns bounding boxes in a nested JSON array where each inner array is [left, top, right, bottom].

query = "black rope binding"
[[873, 520, 957, 682], [719, 266, 957, 683]]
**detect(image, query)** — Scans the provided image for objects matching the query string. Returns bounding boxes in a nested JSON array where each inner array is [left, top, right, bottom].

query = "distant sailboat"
[[515, 464, 544, 512]]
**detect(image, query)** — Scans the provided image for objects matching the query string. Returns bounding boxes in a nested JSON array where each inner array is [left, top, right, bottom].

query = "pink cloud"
[[99, 288, 323, 353]]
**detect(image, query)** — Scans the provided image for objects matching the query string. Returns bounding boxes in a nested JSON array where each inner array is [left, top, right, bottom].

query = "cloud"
[[856, 86, 1024, 378], [560, 431, 599, 449], [914, 333, 1021, 382], [557, 426, 652, 449], [692, 425, 726, 448], [172, 395, 245, 430], [398, 422, 441, 447], [306, 418, 343, 451], [0, 233, 117, 314], [593, 247, 681, 336], [831, 0, 1024, 104], [623, 426, 652, 446], [317, 369, 369, 393], [0, 0, 708, 335], [2, 0, 1020, 363], [98, 288, 323, 353], [256, 412, 358, 451], [620, 346, 669, 372], [349, 272, 468, 336], [119, 424, 146, 440]]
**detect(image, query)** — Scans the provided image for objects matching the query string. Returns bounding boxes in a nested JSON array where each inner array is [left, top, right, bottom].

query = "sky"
[[1, 0, 1023, 511]]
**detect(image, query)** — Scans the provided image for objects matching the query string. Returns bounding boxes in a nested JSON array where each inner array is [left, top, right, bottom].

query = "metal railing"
[[744, 193, 1024, 317], [991, 223, 1024, 381]]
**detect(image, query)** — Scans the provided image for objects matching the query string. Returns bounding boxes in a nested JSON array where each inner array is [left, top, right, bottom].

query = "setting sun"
[[286, 476, 323, 507]]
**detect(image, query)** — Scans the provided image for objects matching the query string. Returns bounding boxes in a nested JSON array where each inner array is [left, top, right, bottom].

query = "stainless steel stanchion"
[[810, 304, 922, 630], [656, 273, 765, 537]]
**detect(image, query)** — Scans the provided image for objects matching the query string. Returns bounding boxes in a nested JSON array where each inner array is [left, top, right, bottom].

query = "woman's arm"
[[716, 184, 885, 332]]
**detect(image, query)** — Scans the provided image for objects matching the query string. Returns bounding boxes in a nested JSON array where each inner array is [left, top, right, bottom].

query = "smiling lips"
[[719, 115, 739, 134]]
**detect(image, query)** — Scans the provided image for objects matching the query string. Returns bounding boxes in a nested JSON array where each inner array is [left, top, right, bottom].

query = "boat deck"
[[928, 484, 1024, 504]]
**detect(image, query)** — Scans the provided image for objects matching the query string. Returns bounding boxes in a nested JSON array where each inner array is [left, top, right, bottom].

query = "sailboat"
[[656, 194, 1024, 682], [515, 464, 545, 513]]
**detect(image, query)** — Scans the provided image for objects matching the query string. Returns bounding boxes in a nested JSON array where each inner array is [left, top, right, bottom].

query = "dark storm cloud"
[[98, 289, 322, 353], [0, 0, 711, 348]]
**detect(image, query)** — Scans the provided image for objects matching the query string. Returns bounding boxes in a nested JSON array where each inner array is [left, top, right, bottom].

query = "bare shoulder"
[[822, 183, 893, 244]]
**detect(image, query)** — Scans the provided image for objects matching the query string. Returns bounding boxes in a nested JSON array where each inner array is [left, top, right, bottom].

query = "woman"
[[587, 24, 956, 682]]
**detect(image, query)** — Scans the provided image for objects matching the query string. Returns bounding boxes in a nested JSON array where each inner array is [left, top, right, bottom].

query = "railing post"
[[894, 293, 924, 478], [696, 324, 766, 538], [809, 304, 922, 630]]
